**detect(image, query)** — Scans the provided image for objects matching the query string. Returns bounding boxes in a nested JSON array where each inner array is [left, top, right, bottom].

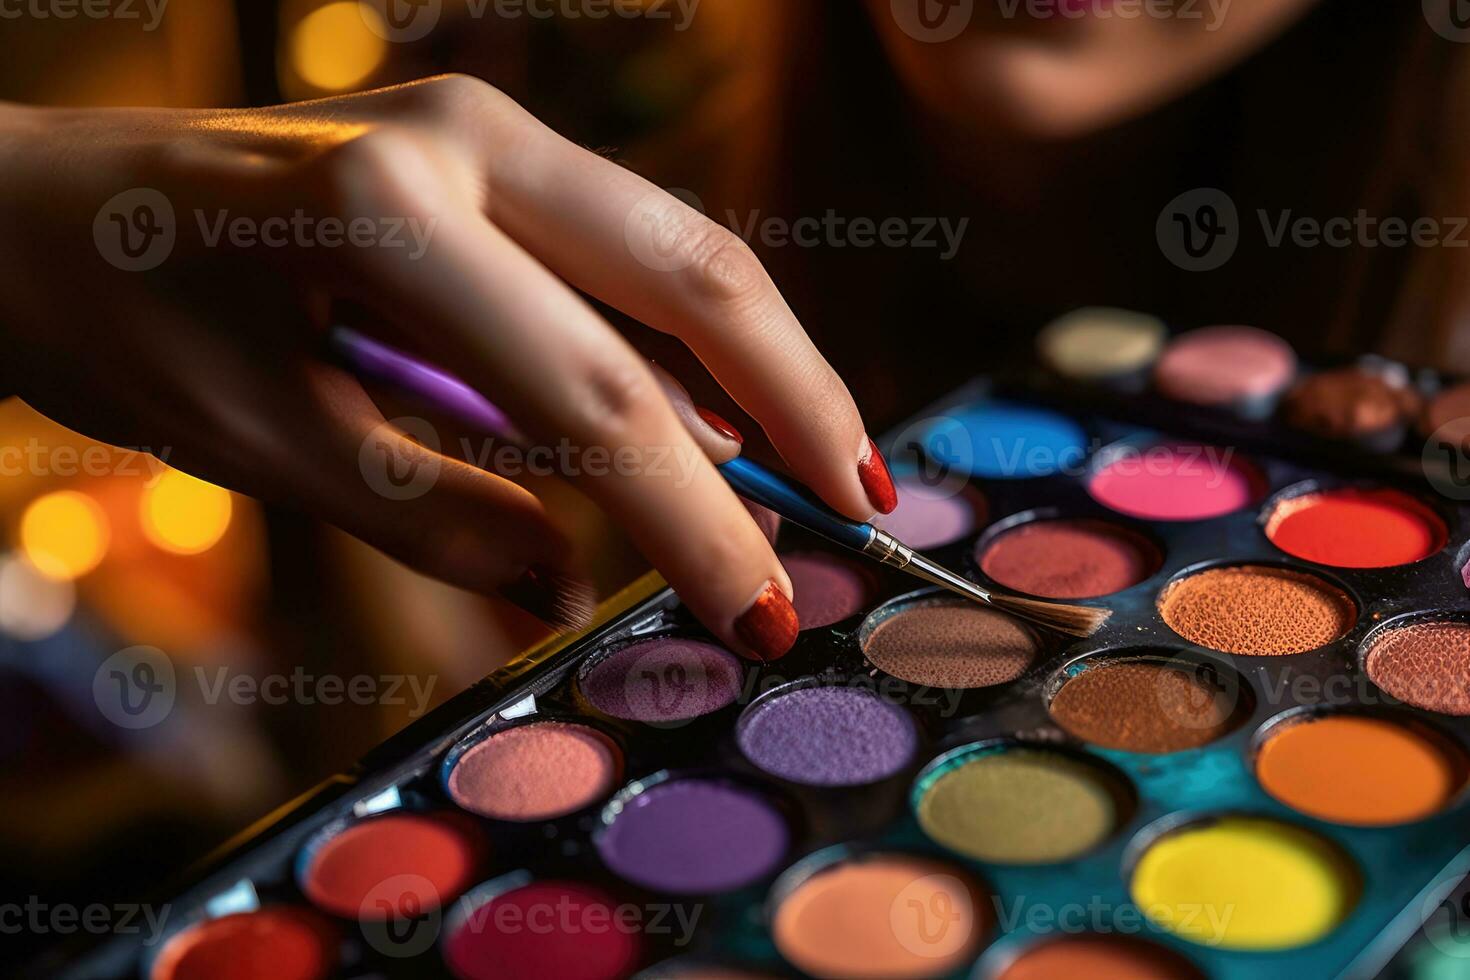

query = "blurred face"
[[868, 0, 1321, 138]]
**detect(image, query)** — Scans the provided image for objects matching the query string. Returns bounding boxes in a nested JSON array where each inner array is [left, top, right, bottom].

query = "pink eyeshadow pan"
[[872, 479, 988, 549], [781, 551, 880, 629], [446, 721, 621, 822], [1087, 442, 1262, 521], [1154, 325, 1297, 407]]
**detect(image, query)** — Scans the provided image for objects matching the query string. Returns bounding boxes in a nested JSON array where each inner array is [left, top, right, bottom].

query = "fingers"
[[188, 361, 592, 631], [320, 139, 797, 658], [391, 76, 889, 520], [649, 364, 744, 465]]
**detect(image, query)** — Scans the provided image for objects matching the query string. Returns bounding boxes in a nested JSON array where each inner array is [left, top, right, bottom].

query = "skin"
[[0, 77, 874, 655], [0, 5, 1322, 648], [869, 0, 1321, 139]]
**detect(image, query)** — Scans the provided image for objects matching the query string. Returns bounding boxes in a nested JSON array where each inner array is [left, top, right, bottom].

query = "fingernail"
[[498, 564, 596, 633], [733, 581, 798, 662], [858, 437, 898, 514], [696, 406, 744, 446]]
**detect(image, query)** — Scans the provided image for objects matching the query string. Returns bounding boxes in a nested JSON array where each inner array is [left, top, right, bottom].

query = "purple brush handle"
[[330, 327, 521, 442]]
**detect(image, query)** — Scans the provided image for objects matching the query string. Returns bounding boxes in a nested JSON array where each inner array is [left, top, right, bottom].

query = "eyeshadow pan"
[[301, 812, 481, 919], [1088, 442, 1261, 521], [151, 908, 336, 980], [1419, 380, 1470, 449], [580, 638, 742, 722], [596, 778, 788, 894], [1154, 325, 1296, 408], [1365, 621, 1470, 715], [447, 721, 621, 821], [861, 599, 1038, 688], [443, 880, 641, 980], [872, 478, 986, 550], [1130, 816, 1358, 950], [780, 551, 878, 629], [995, 935, 1204, 980], [737, 685, 917, 786], [1037, 307, 1167, 381], [914, 746, 1124, 864], [977, 518, 1159, 599], [1265, 488, 1446, 568], [1256, 714, 1467, 826], [1281, 366, 1420, 443], [772, 854, 989, 979], [1159, 565, 1355, 656], [1049, 660, 1241, 753], [924, 401, 1088, 480]]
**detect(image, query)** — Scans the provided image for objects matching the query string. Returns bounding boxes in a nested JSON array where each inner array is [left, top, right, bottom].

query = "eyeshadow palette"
[[52, 369, 1470, 980]]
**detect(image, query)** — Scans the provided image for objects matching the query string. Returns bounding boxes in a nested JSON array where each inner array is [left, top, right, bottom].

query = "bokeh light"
[[19, 491, 110, 581], [141, 470, 233, 556], [0, 553, 76, 641], [289, 2, 388, 93]]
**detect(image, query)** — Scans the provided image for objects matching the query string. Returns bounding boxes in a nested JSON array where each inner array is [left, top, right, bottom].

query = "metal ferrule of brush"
[[863, 529, 994, 604]]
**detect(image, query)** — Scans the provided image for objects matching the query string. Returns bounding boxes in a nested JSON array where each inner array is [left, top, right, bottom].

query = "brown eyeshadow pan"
[[861, 599, 1039, 688], [1049, 659, 1243, 753], [1364, 620, 1470, 715], [1158, 565, 1355, 656]]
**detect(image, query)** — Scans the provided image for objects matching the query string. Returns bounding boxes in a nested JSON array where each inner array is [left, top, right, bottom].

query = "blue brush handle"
[[718, 456, 876, 552]]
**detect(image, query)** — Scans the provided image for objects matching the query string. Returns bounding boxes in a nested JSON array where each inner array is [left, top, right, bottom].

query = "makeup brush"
[[329, 328, 1111, 638]]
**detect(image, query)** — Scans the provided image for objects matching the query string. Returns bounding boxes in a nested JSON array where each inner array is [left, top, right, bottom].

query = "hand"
[[0, 76, 894, 660]]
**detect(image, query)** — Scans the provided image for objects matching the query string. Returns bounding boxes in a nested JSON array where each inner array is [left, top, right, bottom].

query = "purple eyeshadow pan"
[[781, 551, 879, 629], [872, 479, 987, 550], [579, 637, 743, 723], [596, 778, 789, 894], [737, 685, 918, 787]]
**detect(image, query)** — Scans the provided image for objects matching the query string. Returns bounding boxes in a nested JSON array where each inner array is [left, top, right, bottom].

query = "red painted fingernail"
[[858, 437, 898, 514], [733, 581, 798, 662], [696, 406, 743, 445]]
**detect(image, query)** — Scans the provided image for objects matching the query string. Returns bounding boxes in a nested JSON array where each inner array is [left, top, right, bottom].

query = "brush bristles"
[[541, 571, 597, 633], [986, 593, 1112, 638]]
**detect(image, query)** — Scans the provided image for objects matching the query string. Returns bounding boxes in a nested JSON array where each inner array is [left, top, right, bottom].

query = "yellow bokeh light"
[[141, 470, 233, 556], [290, 2, 388, 93], [19, 491, 110, 581]]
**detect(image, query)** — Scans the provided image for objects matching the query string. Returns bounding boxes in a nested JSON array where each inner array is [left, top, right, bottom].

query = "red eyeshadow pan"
[[443, 880, 641, 980], [1265, 488, 1446, 568], [301, 812, 482, 920], [151, 907, 336, 980], [977, 519, 1160, 599]]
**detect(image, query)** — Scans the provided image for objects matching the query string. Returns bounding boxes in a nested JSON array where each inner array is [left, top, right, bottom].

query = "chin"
[[868, 0, 1321, 141]]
